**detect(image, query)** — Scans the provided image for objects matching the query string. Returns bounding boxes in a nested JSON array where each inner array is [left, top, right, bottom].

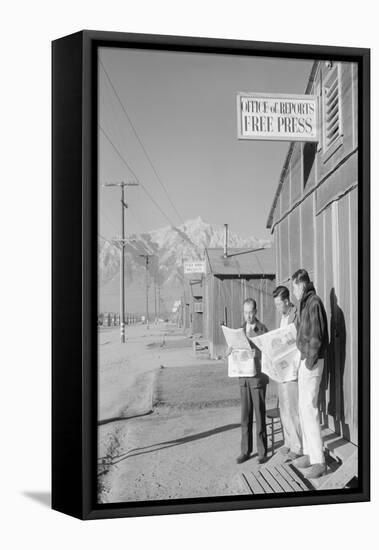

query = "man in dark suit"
[[228, 298, 269, 464]]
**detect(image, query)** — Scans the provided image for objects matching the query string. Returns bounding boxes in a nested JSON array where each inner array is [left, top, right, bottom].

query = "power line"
[[124, 204, 146, 237], [99, 125, 139, 182], [99, 119, 202, 257], [98, 233, 118, 248], [99, 57, 184, 225], [98, 232, 139, 253], [100, 207, 119, 235], [99, 124, 202, 255], [99, 124, 177, 227]]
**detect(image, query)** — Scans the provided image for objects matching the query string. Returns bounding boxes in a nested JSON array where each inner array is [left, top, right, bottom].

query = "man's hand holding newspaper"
[[221, 326, 257, 377]]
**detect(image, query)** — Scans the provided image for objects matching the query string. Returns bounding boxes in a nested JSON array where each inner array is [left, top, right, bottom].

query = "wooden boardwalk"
[[243, 461, 311, 494], [241, 427, 358, 494]]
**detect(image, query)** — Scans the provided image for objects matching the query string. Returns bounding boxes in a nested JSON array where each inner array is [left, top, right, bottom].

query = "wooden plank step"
[[281, 462, 312, 491], [240, 472, 253, 494], [259, 467, 285, 493], [240, 446, 357, 494], [239, 473, 253, 493], [255, 470, 275, 493], [275, 463, 304, 492], [287, 448, 356, 491], [233, 473, 251, 494], [242, 472, 266, 495], [268, 465, 295, 492]]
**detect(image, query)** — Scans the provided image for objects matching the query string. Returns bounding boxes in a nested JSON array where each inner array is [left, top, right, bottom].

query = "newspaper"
[[221, 326, 256, 377], [249, 323, 300, 383]]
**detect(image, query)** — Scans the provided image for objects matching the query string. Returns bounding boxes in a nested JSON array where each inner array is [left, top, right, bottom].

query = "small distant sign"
[[237, 93, 318, 142], [184, 261, 206, 274]]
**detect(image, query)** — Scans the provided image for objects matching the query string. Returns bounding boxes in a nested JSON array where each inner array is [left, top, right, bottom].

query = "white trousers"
[[277, 381, 302, 454], [298, 358, 325, 464]]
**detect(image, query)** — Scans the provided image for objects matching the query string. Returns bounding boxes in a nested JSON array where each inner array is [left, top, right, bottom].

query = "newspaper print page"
[[250, 324, 300, 382], [221, 326, 257, 377], [221, 326, 250, 350], [250, 323, 297, 362], [228, 349, 257, 377]]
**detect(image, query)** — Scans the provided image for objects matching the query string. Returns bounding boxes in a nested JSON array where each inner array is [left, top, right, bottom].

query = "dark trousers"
[[240, 379, 267, 458]]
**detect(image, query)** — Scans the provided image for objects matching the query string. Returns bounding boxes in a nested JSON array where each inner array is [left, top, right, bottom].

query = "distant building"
[[203, 248, 276, 359], [266, 61, 358, 444], [180, 283, 191, 331], [189, 278, 203, 336]]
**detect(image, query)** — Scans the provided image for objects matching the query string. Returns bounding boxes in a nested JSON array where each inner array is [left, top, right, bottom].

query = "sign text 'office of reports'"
[[237, 92, 319, 142]]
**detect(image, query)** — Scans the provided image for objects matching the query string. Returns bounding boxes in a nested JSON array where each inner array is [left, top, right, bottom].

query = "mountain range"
[[98, 217, 271, 313]]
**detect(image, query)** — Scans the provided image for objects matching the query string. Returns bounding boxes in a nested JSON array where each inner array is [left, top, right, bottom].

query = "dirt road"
[[98, 323, 279, 503]]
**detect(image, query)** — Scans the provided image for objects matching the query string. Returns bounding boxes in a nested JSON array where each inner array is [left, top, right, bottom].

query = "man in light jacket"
[[273, 285, 302, 460]]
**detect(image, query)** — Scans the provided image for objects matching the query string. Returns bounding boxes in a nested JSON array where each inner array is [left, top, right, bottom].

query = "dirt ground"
[[98, 322, 281, 503]]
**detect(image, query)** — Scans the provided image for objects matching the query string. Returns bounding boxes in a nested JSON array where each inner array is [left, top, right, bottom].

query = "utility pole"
[[222, 223, 265, 259], [139, 253, 153, 328], [157, 285, 161, 320], [154, 280, 157, 322], [181, 254, 185, 329], [102, 181, 139, 343], [153, 256, 160, 323], [223, 223, 228, 258]]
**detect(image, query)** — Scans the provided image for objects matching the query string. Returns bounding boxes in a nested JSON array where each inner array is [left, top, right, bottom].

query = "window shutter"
[[323, 65, 342, 151]]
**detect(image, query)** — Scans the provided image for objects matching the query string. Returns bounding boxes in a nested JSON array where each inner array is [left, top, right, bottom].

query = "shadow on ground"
[[22, 491, 51, 507], [113, 422, 240, 464]]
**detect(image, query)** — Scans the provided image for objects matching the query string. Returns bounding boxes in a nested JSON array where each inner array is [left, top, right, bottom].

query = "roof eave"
[[265, 61, 320, 231]]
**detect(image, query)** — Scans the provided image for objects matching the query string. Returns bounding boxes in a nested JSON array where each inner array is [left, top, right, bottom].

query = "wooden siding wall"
[[271, 62, 358, 444], [187, 280, 203, 336], [190, 298, 203, 335], [181, 284, 191, 331]]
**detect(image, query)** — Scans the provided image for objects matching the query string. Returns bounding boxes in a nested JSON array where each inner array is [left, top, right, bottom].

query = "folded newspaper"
[[221, 325, 256, 377], [249, 323, 300, 383]]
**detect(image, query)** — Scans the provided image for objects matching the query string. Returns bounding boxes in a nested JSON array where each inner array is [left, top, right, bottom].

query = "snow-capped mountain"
[[98, 217, 271, 289]]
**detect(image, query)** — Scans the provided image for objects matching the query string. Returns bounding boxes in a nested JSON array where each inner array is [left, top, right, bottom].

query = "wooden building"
[[203, 248, 276, 359], [266, 60, 358, 445], [180, 284, 190, 331], [189, 278, 204, 336], [177, 277, 204, 336]]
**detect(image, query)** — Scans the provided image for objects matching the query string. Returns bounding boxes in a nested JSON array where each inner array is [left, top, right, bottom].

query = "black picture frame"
[[52, 30, 370, 520]]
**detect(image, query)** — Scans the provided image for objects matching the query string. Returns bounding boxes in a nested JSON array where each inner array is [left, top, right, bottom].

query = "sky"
[[98, 47, 314, 241]]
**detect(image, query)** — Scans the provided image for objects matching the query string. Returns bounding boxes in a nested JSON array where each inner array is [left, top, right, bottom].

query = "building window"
[[322, 64, 343, 155]]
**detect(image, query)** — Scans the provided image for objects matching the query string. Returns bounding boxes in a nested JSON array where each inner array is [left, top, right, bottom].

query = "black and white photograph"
[[3, 0, 377, 541], [97, 46, 361, 504]]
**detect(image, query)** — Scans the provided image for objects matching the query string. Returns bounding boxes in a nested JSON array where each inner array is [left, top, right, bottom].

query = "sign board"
[[184, 261, 206, 274], [237, 93, 318, 142]]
